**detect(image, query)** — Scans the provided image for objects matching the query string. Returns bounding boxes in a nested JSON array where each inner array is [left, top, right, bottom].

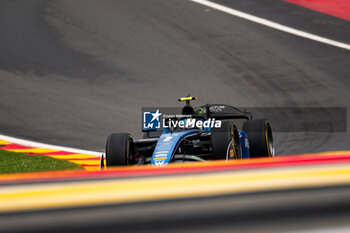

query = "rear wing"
[[195, 104, 252, 120]]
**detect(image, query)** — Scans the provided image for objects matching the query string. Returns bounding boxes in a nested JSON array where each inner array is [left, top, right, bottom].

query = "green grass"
[[0, 149, 83, 174]]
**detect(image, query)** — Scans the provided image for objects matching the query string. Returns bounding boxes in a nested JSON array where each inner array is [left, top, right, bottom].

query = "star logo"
[[143, 109, 162, 131], [151, 109, 162, 122]]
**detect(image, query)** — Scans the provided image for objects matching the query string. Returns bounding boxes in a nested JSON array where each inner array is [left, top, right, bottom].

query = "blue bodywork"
[[151, 128, 250, 166], [239, 130, 250, 159], [151, 129, 199, 166]]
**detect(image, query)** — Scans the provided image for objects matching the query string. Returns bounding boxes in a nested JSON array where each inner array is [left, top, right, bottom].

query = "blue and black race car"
[[103, 96, 274, 167]]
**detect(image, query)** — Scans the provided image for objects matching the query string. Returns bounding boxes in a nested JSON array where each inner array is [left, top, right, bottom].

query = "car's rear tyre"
[[242, 119, 274, 158], [105, 133, 133, 166], [211, 121, 242, 160]]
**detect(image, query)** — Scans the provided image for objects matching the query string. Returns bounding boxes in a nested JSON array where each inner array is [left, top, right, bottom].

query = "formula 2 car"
[[102, 96, 274, 167]]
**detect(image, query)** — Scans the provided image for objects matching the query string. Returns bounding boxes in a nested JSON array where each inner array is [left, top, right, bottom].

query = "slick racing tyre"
[[243, 119, 274, 158], [105, 133, 133, 166], [211, 121, 242, 160]]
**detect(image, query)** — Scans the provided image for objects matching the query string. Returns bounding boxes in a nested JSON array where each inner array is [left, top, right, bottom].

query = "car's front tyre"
[[105, 133, 133, 166], [211, 121, 242, 160], [243, 119, 274, 157]]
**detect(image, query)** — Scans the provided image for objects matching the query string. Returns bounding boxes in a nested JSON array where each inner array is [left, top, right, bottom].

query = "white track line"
[[0, 134, 102, 156], [190, 0, 350, 51], [1, 1, 347, 159]]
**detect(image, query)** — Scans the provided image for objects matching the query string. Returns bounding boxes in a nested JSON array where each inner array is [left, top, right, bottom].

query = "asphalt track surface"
[[0, 0, 350, 232], [0, 0, 349, 153]]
